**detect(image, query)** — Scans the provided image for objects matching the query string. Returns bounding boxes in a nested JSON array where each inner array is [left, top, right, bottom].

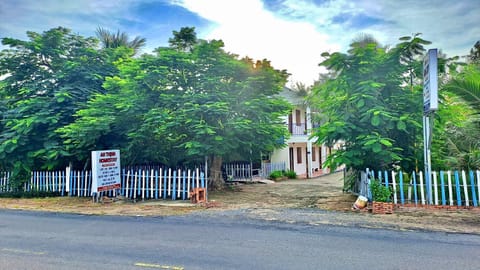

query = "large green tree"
[[0, 27, 120, 185], [310, 34, 431, 172], [59, 29, 291, 189]]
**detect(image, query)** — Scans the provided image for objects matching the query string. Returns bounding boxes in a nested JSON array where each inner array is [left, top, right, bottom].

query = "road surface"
[[0, 209, 479, 270]]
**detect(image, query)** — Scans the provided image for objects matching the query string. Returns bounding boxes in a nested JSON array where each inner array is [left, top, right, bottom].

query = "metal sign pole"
[[422, 115, 429, 204], [423, 114, 434, 205], [422, 48, 438, 205]]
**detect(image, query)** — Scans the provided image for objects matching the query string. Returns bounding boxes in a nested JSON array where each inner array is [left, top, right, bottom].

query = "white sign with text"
[[423, 49, 438, 114], [91, 149, 121, 194]]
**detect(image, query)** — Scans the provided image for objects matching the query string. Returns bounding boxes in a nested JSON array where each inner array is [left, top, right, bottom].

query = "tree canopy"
[[48, 28, 289, 189], [309, 34, 431, 172], [0, 27, 123, 184]]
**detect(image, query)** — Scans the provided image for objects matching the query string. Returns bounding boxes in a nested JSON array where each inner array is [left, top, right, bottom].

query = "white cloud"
[[0, 0, 139, 41], [175, 0, 340, 86], [276, 0, 480, 58], [2, 0, 478, 86]]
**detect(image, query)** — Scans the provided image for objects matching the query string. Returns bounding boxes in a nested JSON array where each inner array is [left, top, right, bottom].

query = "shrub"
[[269, 170, 284, 180], [0, 191, 61, 198], [284, 170, 297, 179], [370, 179, 392, 202]]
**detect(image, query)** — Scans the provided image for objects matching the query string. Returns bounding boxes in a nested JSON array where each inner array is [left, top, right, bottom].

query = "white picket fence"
[[261, 162, 286, 178], [359, 169, 480, 207], [0, 167, 206, 201], [223, 163, 254, 181]]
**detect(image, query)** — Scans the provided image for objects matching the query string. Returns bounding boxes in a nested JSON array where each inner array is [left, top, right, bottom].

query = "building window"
[[295, 109, 301, 126], [312, 147, 316, 161], [297, 147, 302, 163]]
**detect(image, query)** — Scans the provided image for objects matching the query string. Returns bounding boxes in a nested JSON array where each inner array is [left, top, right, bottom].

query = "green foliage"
[[444, 64, 480, 111], [58, 27, 291, 183], [310, 34, 431, 172], [269, 170, 296, 180], [95, 27, 146, 55], [436, 62, 480, 170], [0, 26, 290, 191], [284, 170, 297, 179], [0, 27, 120, 172], [370, 179, 392, 202], [469, 41, 480, 63], [0, 190, 61, 198], [269, 170, 284, 180], [169, 27, 197, 51]]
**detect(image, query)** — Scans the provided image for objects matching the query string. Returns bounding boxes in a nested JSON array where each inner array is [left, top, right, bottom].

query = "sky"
[[1, 0, 479, 86]]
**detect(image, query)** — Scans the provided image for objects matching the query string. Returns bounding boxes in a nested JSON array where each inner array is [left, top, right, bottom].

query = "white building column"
[[306, 106, 313, 178]]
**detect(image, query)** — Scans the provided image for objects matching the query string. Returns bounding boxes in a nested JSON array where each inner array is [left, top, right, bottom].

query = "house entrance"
[[289, 147, 294, 171]]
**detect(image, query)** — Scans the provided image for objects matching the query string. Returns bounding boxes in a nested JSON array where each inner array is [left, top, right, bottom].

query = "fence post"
[[391, 171, 397, 204], [477, 171, 480, 207], [150, 169, 154, 199], [187, 169, 191, 199], [419, 171, 425, 205], [469, 170, 477, 207], [172, 170, 177, 201], [454, 171, 461, 206], [163, 169, 167, 199], [155, 169, 159, 200], [399, 171, 404, 205], [447, 171, 453, 206], [177, 169, 181, 199], [433, 171, 438, 205], [440, 171, 446, 206], [182, 170, 186, 200], [133, 170, 138, 201], [412, 171, 418, 205], [196, 168, 200, 189], [125, 170, 130, 199], [461, 170, 469, 207]]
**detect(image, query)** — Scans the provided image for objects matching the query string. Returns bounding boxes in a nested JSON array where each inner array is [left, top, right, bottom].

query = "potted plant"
[[370, 179, 393, 214]]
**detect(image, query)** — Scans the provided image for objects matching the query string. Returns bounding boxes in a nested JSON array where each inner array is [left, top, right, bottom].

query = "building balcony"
[[288, 123, 307, 135]]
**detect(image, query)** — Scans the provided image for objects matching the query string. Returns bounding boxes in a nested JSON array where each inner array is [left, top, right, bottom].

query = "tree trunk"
[[209, 155, 224, 190]]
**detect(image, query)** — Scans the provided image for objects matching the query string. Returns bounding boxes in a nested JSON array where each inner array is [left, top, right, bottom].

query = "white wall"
[[270, 147, 289, 165]]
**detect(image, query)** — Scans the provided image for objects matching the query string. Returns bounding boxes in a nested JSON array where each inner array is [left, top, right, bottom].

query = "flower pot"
[[372, 201, 394, 214]]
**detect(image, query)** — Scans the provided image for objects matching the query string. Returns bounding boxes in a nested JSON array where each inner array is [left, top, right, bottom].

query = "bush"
[[269, 170, 284, 180], [284, 170, 297, 179], [370, 179, 392, 202], [0, 191, 61, 198]]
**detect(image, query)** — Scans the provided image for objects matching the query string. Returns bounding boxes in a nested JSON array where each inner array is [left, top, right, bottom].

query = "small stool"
[[190, 188, 206, 204]]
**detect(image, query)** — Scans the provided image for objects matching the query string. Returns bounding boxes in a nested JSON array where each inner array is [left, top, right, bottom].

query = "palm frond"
[[444, 65, 480, 109]]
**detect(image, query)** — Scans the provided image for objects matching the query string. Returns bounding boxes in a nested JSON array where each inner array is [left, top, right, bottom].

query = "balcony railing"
[[288, 123, 307, 135]]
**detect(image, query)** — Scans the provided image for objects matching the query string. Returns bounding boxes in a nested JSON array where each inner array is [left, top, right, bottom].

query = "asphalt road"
[[0, 209, 479, 270]]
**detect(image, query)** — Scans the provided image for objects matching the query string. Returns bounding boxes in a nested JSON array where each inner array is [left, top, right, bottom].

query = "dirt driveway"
[[1, 172, 479, 234]]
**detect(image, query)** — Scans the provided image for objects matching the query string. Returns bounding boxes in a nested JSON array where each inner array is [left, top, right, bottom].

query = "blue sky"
[[1, 0, 479, 85]]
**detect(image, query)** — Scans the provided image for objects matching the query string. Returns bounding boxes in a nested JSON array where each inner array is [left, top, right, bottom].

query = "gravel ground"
[[1, 172, 479, 234]]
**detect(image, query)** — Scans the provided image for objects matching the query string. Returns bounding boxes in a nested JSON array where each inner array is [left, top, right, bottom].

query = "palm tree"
[[445, 64, 480, 111], [168, 27, 197, 51], [443, 64, 480, 169], [95, 27, 146, 55], [469, 41, 480, 63]]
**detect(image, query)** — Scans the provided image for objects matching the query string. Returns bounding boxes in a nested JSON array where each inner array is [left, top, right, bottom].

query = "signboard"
[[91, 150, 121, 194], [423, 49, 438, 114]]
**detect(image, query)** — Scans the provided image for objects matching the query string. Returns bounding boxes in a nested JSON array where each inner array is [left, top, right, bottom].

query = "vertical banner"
[[91, 150, 121, 195]]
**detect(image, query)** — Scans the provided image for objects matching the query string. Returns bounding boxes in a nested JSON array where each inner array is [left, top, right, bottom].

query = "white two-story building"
[[266, 87, 332, 178]]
